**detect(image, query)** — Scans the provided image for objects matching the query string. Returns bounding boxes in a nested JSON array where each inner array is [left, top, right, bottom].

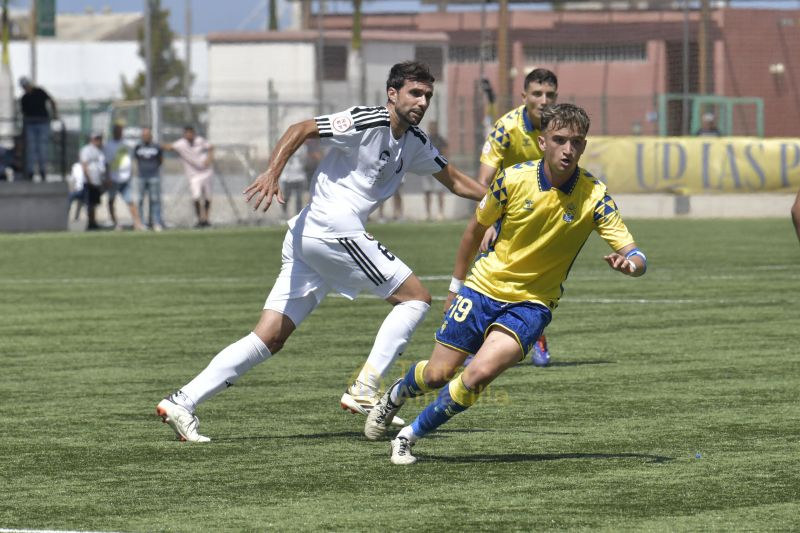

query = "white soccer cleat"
[[390, 436, 417, 465], [156, 397, 211, 443], [364, 378, 404, 441], [341, 380, 405, 428]]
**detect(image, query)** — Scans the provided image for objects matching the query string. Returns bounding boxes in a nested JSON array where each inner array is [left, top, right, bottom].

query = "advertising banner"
[[581, 137, 800, 194]]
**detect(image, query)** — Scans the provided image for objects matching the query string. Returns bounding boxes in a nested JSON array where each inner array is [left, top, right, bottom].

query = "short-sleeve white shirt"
[[289, 106, 447, 238], [79, 144, 106, 186]]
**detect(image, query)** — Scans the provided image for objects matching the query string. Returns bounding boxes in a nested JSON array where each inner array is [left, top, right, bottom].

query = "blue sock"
[[391, 360, 433, 404], [410, 383, 469, 438]]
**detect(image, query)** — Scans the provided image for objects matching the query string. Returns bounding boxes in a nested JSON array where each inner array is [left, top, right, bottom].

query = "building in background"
[[318, 3, 800, 157], [206, 29, 447, 158], [6, 8, 207, 102]]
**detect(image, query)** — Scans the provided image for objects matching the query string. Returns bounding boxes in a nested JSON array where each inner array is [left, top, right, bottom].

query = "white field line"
[[0, 529, 124, 533], [1, 269, 797, 286], [334, 294, 706, 304]]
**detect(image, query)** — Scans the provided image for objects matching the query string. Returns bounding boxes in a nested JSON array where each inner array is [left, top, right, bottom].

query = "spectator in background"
[[163, 126, 214, 228], [79, 132, 105, 231], [421, 121, 448, 221], [278, 144, 308, 221], [134, 127, 165, 232], [791, 189, 800, 244], [67, 161, 85, 221], [19, 77, 57, 181], [696, 112, 722, 137], [105, 123, 145, 231]]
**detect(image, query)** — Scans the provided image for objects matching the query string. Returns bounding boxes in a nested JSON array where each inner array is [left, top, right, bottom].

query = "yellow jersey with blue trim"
[[480, 104, 543, 170], [467, 159, 635, 309]]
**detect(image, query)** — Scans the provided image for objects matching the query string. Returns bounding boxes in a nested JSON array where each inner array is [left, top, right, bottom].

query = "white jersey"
[[288, 106, 447, 238]]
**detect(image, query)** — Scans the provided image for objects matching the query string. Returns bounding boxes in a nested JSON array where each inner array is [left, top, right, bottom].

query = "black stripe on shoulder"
[[351, 106, 387, 120], [408, 126, 429, 145], [355, 118, 391, 131], [434, 155, 448, 169], [352, 107, 390, 131]]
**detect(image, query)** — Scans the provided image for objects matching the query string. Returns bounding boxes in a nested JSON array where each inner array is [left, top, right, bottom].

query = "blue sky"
[[49, 0, 800, 35]]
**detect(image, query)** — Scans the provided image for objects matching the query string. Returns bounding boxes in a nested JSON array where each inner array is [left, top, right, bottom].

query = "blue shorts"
[[435, 286, 552, 359], [108, 180, 134, 204]]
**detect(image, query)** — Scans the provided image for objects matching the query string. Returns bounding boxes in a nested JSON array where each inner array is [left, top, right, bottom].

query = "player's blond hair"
[[540, 103, 590, 136]]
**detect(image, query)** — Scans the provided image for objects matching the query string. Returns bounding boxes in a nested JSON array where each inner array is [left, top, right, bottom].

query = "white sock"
[[177, 332, 272, 410], [398, 425, 419, 443], [356, 300, 430, 389]]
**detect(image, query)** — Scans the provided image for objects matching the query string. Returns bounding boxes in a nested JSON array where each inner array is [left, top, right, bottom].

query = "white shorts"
[[264, 230, 413, 327], [189, 175, 213, 200]]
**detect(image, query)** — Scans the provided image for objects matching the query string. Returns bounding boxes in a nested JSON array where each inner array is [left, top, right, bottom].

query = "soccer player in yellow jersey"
[[453, 68, 558, 366], [365, 103, 648, 464]]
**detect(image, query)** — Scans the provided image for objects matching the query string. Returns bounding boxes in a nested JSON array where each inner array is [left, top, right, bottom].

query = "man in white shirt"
[[79, 132, 106, 231], [156, 61, 488, 442]]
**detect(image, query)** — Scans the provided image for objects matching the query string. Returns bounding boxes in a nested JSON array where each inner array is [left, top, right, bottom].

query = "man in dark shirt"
[[19, 77, 57, 181], [134, 127, 165, 231]]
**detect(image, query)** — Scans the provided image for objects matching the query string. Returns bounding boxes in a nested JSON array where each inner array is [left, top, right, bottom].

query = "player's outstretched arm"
[[477, 162, 498, 187], [244, 119, 319, 212], [791, 189, 800, 244], [604, 243, 647, 278], [432, 164, 487, 202], [445, 216, 489, 312]]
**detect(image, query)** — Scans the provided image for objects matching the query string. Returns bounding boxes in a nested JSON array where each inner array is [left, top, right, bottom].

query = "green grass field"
[[1, 219, 799, 532]]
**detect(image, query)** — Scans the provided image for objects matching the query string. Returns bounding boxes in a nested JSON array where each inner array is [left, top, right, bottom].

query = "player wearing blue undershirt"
[[365, 103, 648, 464]]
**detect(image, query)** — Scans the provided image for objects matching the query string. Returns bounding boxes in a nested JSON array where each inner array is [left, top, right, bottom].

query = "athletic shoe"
[[340, 380, 405, 427], [156, 397, 210, 442], [390, 436, 417, 465], [364, 379, 404, 441], [531, 335, 551, 367]]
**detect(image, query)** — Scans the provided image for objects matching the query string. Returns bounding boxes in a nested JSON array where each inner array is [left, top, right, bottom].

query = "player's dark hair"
[[386, 61, 435, 91], [183, 125, 195, 132], [524, 68, 558, 90], [540, 103, 590, 136]]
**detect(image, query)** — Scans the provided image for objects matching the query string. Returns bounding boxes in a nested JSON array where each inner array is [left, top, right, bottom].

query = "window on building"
[[524, 43, 646, 63], [322, 45, 347, 80], [415, 46, 444, 78], [448, 43, 497, 64]]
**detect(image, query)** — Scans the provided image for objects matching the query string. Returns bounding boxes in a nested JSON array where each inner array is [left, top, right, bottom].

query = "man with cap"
[[19, 77, 58, 181]]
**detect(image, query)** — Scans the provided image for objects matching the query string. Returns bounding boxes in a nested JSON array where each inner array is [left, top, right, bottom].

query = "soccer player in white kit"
[[156, 61, 488, 442]]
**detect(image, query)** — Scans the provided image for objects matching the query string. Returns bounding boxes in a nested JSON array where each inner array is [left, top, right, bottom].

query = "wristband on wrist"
[[625, 248, 647, 274], [449, 277, 464, 293]]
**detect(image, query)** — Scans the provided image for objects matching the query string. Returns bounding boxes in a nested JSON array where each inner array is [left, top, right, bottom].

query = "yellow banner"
[[581, 137, 800, 194]]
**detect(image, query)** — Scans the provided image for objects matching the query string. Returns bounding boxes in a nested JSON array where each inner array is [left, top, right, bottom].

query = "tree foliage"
[[121, 0, 191, 100]]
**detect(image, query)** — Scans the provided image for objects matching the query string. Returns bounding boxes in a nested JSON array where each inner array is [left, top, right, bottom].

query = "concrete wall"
[[207, 41, 317, 157], [9, 38, 209, 101], [716, 9, 800, 137], [206, 39, 448, 158], [0, 181, 69, 232]]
